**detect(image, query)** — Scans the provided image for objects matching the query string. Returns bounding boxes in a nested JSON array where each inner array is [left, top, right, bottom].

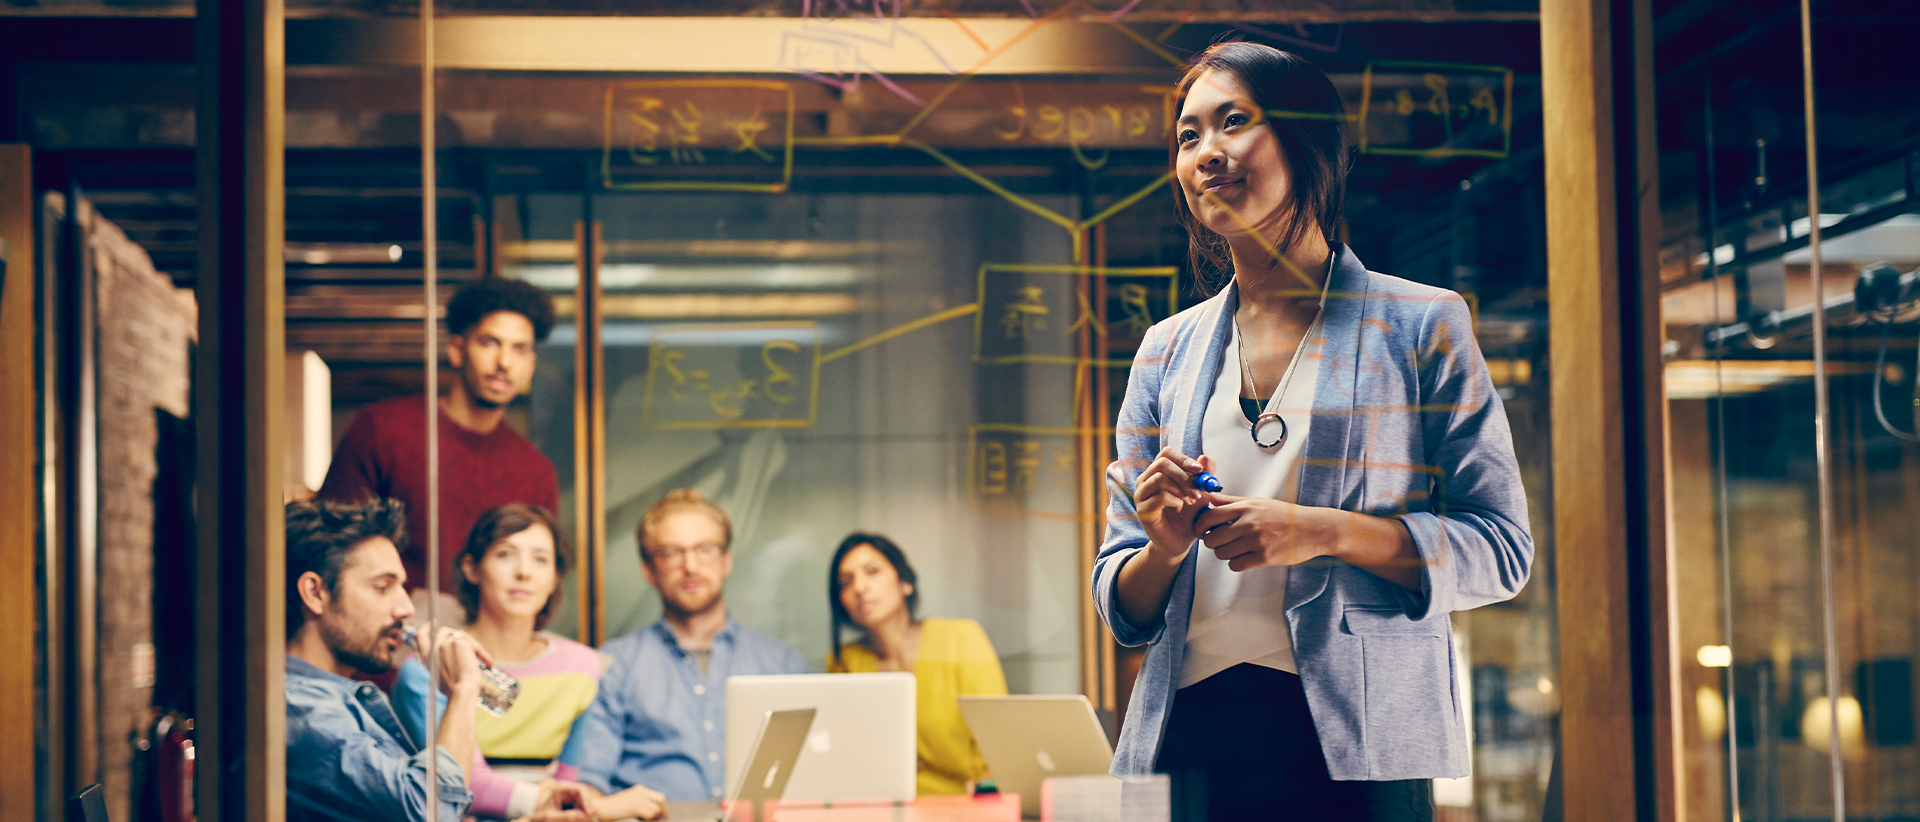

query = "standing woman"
[[826, 533, 1008, 796], [1092, 42, 1532, 821], [395, 504, 619, 820]]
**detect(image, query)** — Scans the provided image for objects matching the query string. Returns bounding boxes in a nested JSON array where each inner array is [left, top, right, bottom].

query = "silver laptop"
[[725, 673, 917, 803], [660, 707, 815, 822], [959, 695, 1115, 819]]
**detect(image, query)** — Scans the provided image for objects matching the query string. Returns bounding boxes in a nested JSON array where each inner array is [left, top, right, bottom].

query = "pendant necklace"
[[1235, 254, 1333, 449], [1236, 312, 1322, 449]]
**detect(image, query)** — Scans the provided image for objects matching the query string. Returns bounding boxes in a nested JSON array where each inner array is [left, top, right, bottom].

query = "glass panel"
[[588, 189, 1082, 691], [433, 7, 1561, 818], [497, 192, 586, 639], [1662, 4, 1920, 819]]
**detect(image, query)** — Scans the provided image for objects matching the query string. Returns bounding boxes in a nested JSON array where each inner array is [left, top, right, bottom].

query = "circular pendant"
[[1251, 412, 1287, 449]]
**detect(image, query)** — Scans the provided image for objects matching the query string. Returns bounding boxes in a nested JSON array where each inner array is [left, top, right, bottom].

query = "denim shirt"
[[564, 618, 809, 801], [286, 655, 473, 822]]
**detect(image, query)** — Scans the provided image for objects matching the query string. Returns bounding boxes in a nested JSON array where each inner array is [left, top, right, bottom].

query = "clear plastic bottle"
[[399, 624, 521, 716]]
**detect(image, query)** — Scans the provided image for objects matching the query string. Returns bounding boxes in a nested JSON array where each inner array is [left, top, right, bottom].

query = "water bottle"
[[399, 624, 521, 716]]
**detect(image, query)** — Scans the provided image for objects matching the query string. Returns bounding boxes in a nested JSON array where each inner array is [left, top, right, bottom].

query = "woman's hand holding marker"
[[1138, 457, 1344, 575], [1133, 447, 1221, 559], [1195, 494, 1342, 572]]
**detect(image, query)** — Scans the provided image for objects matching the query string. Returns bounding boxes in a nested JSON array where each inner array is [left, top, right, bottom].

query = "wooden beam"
[[32, 181, 66, 822], [587, 219, 606, 646], [0, 144, 38, 820], [1541, 0, 1678, 819], [195, 0, 286, 817], [570, 218, 607, 646]]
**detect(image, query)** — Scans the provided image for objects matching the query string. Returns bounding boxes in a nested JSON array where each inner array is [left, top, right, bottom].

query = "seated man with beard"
[[283, 498, 591, 822]]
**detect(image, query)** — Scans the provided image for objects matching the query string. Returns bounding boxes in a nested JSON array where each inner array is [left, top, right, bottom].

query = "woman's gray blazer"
[[1092, 243, 1533, 782]]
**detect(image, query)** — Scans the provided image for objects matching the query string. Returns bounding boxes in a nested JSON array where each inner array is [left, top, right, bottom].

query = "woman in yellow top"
[[826, 533, 1008, 795]]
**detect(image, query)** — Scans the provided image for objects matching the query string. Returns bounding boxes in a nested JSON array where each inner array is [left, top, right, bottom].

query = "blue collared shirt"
[[564, 618, 809, 801], [285, 655, 473, 822]]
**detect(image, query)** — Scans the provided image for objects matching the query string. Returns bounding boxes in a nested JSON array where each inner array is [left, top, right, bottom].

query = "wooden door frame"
[[0, 144, 41, 820], [194, 0, 288, 817], [1542, 0, 1684, 819]]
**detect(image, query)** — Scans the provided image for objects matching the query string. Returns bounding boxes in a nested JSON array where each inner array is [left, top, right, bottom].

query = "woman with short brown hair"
[[396, 504, 627, 819]]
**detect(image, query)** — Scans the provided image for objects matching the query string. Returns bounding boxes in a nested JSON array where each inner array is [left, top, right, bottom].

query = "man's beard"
[[324, 618, 402, 674], [464, 370, 507, 410], [662, 584, 724, 621]]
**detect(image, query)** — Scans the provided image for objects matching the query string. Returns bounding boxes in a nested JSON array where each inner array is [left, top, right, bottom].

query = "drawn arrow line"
[[911, 141, 1080, 232], [1102, 18, 1188, 69], [818, 302, 982, 364], [891, 2, 1078, 142], [1080, 171, 1175, 228]]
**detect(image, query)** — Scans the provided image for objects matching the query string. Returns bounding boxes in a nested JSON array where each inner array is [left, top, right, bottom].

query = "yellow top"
[[473, 635, 605, 760], [828, 617, 1008, 796], [474, 670, 600, 759]]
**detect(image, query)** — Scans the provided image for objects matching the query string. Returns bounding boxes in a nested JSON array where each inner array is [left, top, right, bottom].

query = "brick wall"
[[90, 207, 193, 822]]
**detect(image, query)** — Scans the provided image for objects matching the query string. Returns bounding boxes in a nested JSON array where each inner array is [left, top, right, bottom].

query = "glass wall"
[[1660, 1, 1920, 818], [423, 5, 1562, 818]]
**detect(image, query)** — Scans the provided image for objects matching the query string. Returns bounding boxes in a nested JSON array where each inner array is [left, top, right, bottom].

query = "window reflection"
[[1661, 4, 1920, 819], [453, 14, 1560, 813], [28, 6, 1571, 819]]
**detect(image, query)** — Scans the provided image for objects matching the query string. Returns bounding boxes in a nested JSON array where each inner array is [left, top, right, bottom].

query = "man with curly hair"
[[319, 278, 562, 609]]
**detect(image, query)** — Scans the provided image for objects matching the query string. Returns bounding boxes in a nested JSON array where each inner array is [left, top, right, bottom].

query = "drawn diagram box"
[[603, 80, 795, 193], [967, 426, 1080, 519], [1356, 61, 1512, 159], [973, 264, 1179, 366], [642, 322, 820, 429]]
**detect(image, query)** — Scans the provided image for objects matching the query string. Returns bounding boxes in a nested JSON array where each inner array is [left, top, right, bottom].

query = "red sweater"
[[318, 396, 560, 593]]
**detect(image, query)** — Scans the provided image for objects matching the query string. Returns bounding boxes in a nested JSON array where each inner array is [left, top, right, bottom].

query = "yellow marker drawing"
[[910, 141, 1080, 232], [1101, 17, 1187, 70], [1194, 190, 1320, 292], [1357, 61, 1513, 159], [602, 79, 798, 193], [973, 263, 1178, 366], [1084, 172, 1177, 229], [817, 302, 982, 364], [641, 321, 822, 429], [891, 3, 1078, 143], [967, 424, 1092, 521]]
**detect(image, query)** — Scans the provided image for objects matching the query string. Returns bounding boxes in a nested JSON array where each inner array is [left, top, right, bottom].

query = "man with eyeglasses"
[[566, 489, 808, 813]]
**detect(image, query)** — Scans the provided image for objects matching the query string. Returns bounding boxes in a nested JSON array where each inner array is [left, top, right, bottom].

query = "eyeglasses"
[[648, 542, 725, 566]]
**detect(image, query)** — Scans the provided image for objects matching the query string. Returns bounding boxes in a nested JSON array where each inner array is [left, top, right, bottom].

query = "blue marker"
[[1193, 471, 1222, 493]]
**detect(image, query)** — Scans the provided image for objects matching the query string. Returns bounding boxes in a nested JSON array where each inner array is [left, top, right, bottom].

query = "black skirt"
[[1154, 663, 1434, 822]]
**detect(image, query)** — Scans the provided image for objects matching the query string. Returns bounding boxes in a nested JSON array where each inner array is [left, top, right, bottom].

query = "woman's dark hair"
[[827, 533, 918, 667], [446, 277, 557, 342], [1171, 41, 1351, 294], [286, 498, 408, 640], [457, 503, 572, 630]]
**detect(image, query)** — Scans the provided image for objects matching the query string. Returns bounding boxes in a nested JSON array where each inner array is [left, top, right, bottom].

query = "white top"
[[1179, 313, 1325, 688]]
